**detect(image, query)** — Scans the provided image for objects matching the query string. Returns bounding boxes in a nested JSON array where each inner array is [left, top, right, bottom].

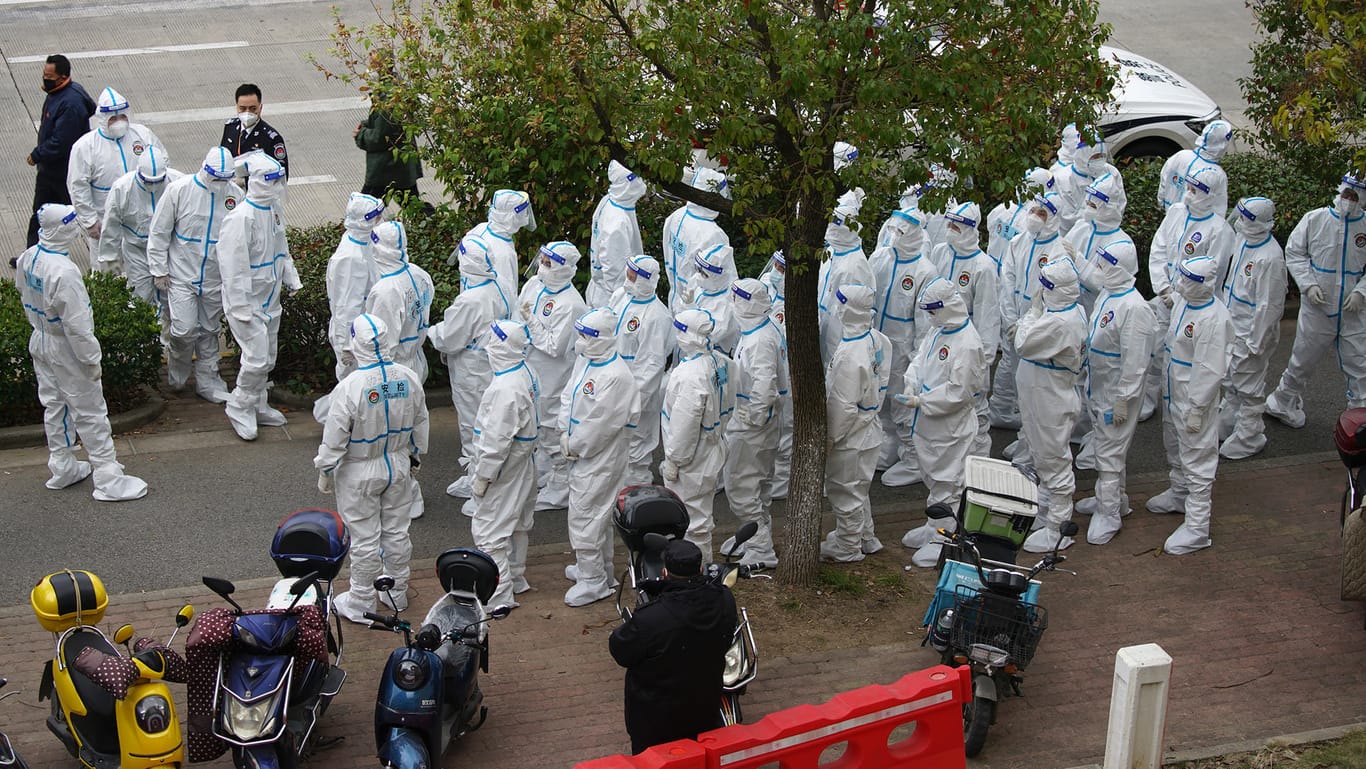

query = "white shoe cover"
[[460, 497, 476, 518], [1023, 527, 1074, 553], [901, 521, 940, 550], [1075, 496, 1098, 516], [47, 459, 92, 490], [1219, 432, 1267, 460], [911, 539, 949, 569], [91, 471, 148, 502], [1145, 488, 1186, 515], [1087, 512, 1121, 545], [1163, 523, 1212, 555], [861, 536, 884, 555], [447, 474, 473, 499], [513, 576, 532, 594], [256, 399, 288, 427], [1264, 390, 1305, 429], [819, 534, 865, 563], [378, 587, 409, 613], [564, 578, 614, 607], [563, 563, 579, 582], [333, 590, 376, 625], [880, 461, 923, 487], [225, 391, 258, 441]]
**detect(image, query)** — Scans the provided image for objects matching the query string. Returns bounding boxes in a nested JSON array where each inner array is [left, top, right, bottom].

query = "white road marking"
[[8, 41, 250, 62], [138, 97, 367, 126], [286, 175, 337, 187]]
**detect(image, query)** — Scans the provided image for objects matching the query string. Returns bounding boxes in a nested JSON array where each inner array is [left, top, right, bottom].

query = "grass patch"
[[818, 567, 866, 595], [1177, 730, 1366, 768]]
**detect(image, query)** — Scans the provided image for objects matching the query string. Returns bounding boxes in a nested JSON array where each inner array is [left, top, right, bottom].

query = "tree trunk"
[[775, 190, 833, 587]]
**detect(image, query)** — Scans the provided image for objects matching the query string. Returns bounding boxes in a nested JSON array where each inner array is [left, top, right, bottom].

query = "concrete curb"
[[0, 390, 166, 451], [1162, 720, 1366, 765]]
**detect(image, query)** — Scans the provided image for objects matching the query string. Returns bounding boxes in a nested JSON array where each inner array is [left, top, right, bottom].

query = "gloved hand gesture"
[[153, 275, 171, 292], [894, 393, 921, 409], [472, 476, 490, 497], [661, 459, 680, 483], [1159, 288, 1174, 309], [317, 470, 335, 494], [1305, 285, 1327, 306], [1185, 408, 1204, 433], [519, 299, 535, 321], [86, 221, 102, 239], [340, 350, 356, 368], [409, 455, 421, 477], [1111, 398, 1129, 425], [560, 433, 579, 461], [1345, 291, 1365, 313], [1061, 239, 1078, 260]]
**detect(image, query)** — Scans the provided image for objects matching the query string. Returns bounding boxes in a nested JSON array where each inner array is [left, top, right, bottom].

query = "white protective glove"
[[1185, 408, 1204, 433], [1159, 288, 1174, 309], [1060, 239, 1078, 260], [1111, 398, 1129, 426], [84, 361, 102, 381], [318, 470, 335, 494], [153, 275, 171, 292], [1345, 291, 1365, 314], [472, 476, 490, 497], [1305, 285, 1327, 306], [894, 393, 921, 409], [340, 350, 356, 368], [560, 433, 579, 461], [519, 298, 535, 321], [86, 221, 102, 239], [661, 459, 680, 483]]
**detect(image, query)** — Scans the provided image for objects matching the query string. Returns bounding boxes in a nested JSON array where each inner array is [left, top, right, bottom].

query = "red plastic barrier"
[[574, 665, 970, 769]]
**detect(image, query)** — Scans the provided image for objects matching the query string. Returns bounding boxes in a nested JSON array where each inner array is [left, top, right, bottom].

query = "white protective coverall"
[[218, 152, 300, 442], [993, 193, 1066, 431], [1143, 165, 1235, 419], [1148, 256, 1233, 555], [324, 194, 384, 383], [610, 255, 673, 486], [1055, 133, 1125, 236], [1049, 124, 1081, 189], [470, 319, 541, 611], [1218, 197, 1286, 459], [1016, 258, 1088, 553], [682, 242, 740, 356], [662, 168, 733, 312], [819, 285, 892, 563], [586, 161, 647, 307], [1266, 174, 1366, 426], [449, 190, 535, 302], [98, 147, 182, 307], [561, 308, 642, 606], [428, 234, 512, 499], [147, 146, 244, 401], [661, 308, 736, 557], [897, 278, 987, 567], [723, 278, 788, 568], [366, 221, 434, 382], [818, 188, 875, 363], [67, 87, 163, 251], [316, 314, 429, 621], [15, 204, 148, 501], [520, 242, 588, 510], [1158, 120, 1234, 212], [759, 253, 794, 499], [1074, 241, 1156, 544], [985, 168, 1055, 276], [1066, 171, 1132, 314]]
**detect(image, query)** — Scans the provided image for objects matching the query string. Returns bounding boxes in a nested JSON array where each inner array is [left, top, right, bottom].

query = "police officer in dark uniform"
[[219, 83, 288, 178]]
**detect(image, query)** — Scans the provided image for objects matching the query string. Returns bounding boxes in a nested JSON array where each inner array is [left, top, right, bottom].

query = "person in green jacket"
[[353, 51, 427, 209]]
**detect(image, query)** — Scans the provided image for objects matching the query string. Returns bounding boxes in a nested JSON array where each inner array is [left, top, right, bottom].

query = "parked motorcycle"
[[1334, 407, 1366, 626], [366, 550, 511, 768], [30, 569, 193, 769], [0, 677, 31, 769], [613, 484, 765, 725]]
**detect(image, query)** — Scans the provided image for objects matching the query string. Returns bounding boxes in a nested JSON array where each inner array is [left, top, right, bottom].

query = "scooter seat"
[[637, 551, 666, 582], [59, 629, 120, 756]]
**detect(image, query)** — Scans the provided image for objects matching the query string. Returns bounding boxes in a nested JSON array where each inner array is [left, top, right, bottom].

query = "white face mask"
[[1024, 213, 1046, 234], [238, 111, 260, 129], [1335, 194, 1361, 218], [105, 117, 129, 139]]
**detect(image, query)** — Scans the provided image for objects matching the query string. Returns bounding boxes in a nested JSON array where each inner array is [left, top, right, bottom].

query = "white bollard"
[[1103, 643, 1173, 769]]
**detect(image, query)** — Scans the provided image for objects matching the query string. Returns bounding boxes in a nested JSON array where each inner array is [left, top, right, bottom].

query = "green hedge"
[[0, 271, 161, 428]]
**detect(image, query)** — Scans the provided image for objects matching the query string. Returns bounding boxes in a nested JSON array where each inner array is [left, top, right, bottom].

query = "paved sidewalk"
[[0, 448, 1362, 768]]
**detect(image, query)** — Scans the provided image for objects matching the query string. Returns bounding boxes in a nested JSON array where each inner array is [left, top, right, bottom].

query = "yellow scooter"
[[31, 570, 193, 769]]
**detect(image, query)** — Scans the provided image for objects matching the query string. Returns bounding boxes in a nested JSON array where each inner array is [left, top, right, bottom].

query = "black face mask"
[[41, 77, 60, 93]]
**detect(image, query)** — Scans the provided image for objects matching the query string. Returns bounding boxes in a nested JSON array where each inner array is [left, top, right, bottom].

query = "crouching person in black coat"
[[609, 539, 738, 754]]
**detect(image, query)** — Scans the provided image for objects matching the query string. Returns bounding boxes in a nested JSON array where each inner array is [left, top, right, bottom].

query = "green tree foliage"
[[323, 0, 1116, 584], [1242, 0, 1366, 181]]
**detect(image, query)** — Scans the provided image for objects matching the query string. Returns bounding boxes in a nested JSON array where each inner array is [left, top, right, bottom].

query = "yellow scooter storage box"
[[30, 570, 108, 632]]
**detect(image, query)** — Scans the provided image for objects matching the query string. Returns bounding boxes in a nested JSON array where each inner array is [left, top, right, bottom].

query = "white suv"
[[1099, 44, 1225, 159]]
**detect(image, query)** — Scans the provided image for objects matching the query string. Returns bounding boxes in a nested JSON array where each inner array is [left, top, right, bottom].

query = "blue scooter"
[[366, 549, 509, 768]]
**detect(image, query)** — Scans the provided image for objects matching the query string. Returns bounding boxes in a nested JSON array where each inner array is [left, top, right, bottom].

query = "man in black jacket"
[[609, 539, 738, 754], [219, 84, 289, 178], [25, 54, 95, 248]]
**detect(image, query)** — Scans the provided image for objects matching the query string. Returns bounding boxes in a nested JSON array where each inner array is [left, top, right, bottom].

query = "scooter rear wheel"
[[963, 696, 994, 757]]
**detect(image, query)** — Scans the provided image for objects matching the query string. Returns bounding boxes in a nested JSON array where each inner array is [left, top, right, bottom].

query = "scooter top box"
[[271, 508, 351, 581], [614, 484, 689, 551], [1335, 408, 1366, 468], [961, 457, 1039, 549], [31, 570, 108, 633]]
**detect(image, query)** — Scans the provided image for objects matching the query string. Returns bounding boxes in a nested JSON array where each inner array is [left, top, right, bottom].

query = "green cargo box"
[[960, 456, 1039, 549]]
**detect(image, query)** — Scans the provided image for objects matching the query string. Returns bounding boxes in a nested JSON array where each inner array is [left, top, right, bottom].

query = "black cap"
[[664, 539, 703, 578]]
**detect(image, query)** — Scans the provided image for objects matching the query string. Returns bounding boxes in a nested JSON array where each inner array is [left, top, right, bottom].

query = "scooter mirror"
[[113, 624, 134, 645], [490, 605, 513, 620], [731, 521, 759, 552], [374, 575, 396, 592], [1060, 521, 1080, 538], [176, 605, 195, 628], [202, 576, 236, 597], [290, 572, 321, 595], [642, 532, 671, 552]]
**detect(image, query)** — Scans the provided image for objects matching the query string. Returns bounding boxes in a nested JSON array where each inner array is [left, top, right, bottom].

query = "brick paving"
[[0, 451, 1362, 768]]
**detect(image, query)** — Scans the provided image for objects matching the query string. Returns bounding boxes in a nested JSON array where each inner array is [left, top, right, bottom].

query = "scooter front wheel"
[[963, 696, 994, 757]]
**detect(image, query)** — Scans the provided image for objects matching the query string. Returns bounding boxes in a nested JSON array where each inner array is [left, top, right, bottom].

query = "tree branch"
[[588, 0, 680, 84]]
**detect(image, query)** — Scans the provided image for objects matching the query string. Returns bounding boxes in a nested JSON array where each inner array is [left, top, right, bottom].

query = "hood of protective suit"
[[344, 192, 385, 234], [1057, 124, 1080, 165], [350, 313, 393, 367], [898, 185, 922, 212], [1234, 197, 1275, 241], [1195, 120, 1234, 162], [537, 241, 581, 291], [1083, 172, 1125, 229], [456, 236, 496, 281], [945, 202, 982, 252], [833, 141, 859, 171], [1073, 132, 1109, 178], [919, 277, 969, 330], [693, 242, 732, 292], [674, 307, 715, 356], [574, 307, 619, 361], [607, 160, 647, 205], [372, 221, 409, 272], [96, 87, 130, 135], [825, 188, 866, 252], [487, 319, 532, 372], [1025, 193, 1061, 239], [1039, 257, 1081, 310], [686, 167, 730, 217], [1184, 165, 1226, 217], [237, 151, 286, 205], [1336, 173, 1364, 218], [136, 145, 170, 191], [1093, 240, 1138, 292], [886, 207, 926, 255], [1021, 166, 1054, 199], [834, 283, 874, 337], [625, 255, 659, 300], [488, 189, 535, 236], [1175, 255, 1218, 304], [37, 204, 82, 250], [731, 278, 772, 325], [199, 146, 236, 186]]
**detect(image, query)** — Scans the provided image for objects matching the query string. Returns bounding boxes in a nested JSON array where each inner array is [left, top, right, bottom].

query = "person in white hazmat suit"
[[819, 285, 892, 563], [871, 204, 936, 487], [1015, 257, 1088, 553], [986, 168, 1055, 276], [67, 87, 163, 254], [217, 151, 300, 442], [312, 192, 384, 423], [469, 319, 541, 611], [663, 167, 733, 312], [98, 146, 182, 307], [561, 308, 641, 606], [993, 193, 1066, 432], [759, 252, 794, 499], [661, 308, 736, 557], [681, 242, 740, 356], [1147, 256, 1233, 555], [449, 189, 535, 302], [722, 278, 788, 568], [896, 278, 987, 567], [1217, 197, 1286, 459], [1158, 120, 1234, 213], [1073, 240, 1156, 544], [1055, 133, 1125, 236], [818, 188, 875, 363], [520, 242, 588, 511], [147, 146, 244, 402], [1065, 171, 1132, 314], [1266, 173, 1366, 428], [15, 204, 149, 501], [1142, 165, 1235, 420], [875, 186, 922, 249], [428, 235, 512, 502], [315, 314, 428, 621], [586, 161, 647, 307], [610, 255, 673, 486], [1049, 124, 1081, 186]]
